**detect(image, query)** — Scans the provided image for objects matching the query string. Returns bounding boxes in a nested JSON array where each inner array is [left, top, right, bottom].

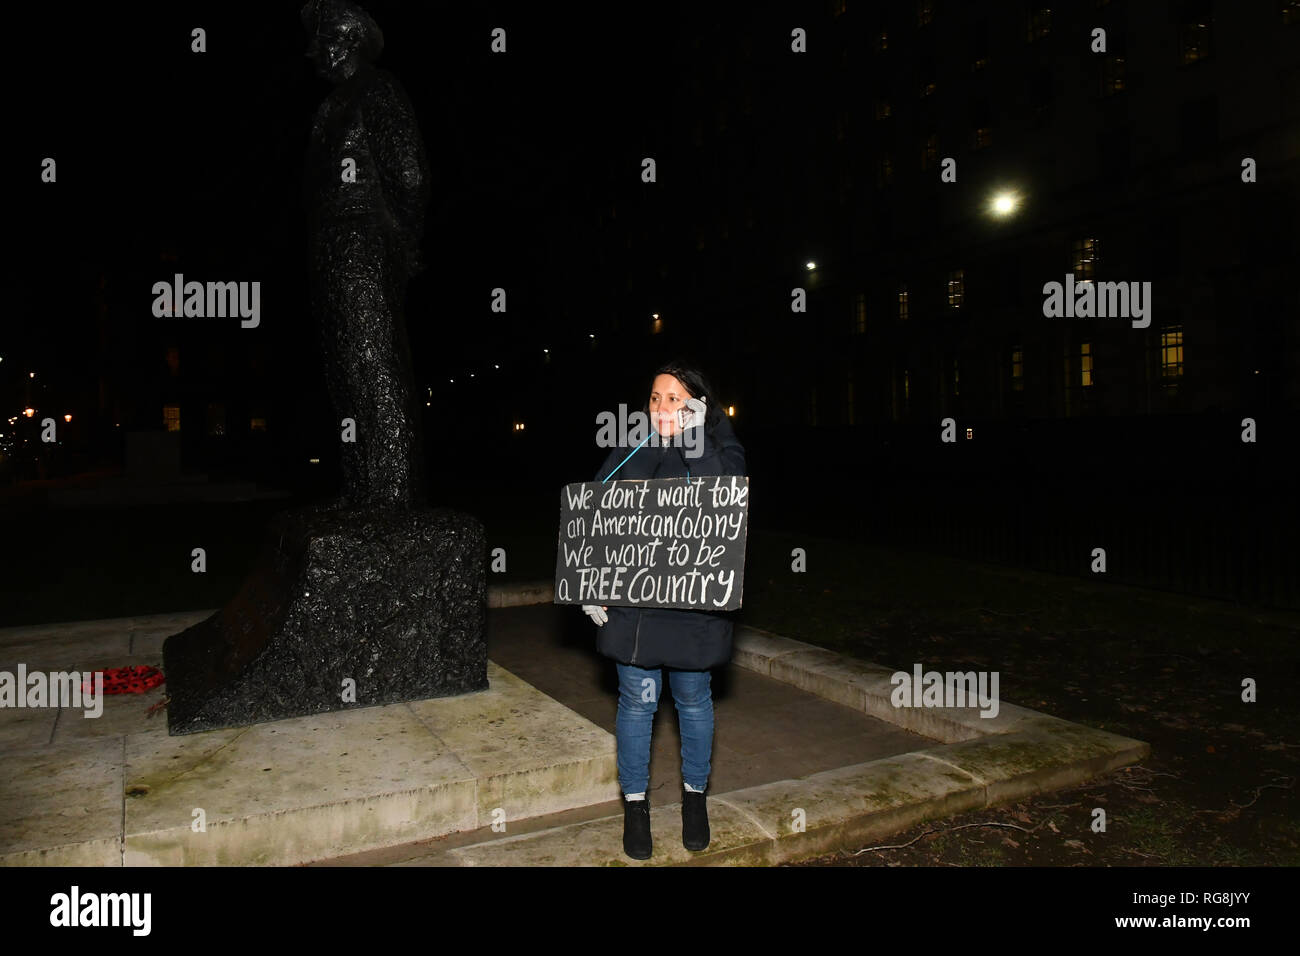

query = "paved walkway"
[[313, 602, 929, 864]]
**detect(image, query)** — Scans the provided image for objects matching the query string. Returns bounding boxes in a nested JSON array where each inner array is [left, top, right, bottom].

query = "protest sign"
[[554, 475, 749, 611]]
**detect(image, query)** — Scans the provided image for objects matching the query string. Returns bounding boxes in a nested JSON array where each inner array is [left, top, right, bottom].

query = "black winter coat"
[[590, 415, 747, 670]]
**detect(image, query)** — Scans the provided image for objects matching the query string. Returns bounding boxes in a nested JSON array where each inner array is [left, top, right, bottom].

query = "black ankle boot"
[[623, 795, 651, 860], [682, 787, 710, 851]]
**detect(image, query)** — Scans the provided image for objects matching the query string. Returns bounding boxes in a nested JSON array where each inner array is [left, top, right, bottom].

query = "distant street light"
[[806, 261, 817, 271], [64, 414, 72, 423], [989, 190, 1021, 217]]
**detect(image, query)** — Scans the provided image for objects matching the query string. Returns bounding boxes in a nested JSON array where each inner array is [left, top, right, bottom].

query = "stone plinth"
[[163, 503, 488, 735]]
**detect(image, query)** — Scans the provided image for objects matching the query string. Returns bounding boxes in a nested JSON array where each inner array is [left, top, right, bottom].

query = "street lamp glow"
[[23, 408, 34, 417], [990, 191, 1020, 216], [64, 414, 72, 423], [806, 261, 817, 271]]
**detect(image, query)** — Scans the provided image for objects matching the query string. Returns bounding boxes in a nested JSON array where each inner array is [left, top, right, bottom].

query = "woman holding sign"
[[583, 359, 747, 860]]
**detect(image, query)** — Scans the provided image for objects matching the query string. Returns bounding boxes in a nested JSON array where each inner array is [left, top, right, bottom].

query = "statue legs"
[[312, 222, 423, 508]]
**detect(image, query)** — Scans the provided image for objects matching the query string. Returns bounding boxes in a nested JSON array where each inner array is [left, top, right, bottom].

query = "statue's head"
[[302, 0, 384, 83]]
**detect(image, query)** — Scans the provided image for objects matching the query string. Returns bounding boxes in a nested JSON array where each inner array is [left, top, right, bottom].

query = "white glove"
[[582, 604, 608, 626], [677, 396, 706, 431]]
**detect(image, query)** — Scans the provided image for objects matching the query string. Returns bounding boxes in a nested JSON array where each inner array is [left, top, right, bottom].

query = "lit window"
[[163, 406, 180, 432], [1011, 348, 1024, 391], [917, 0, 934, 26], [1081, 342, 1093, 387], [1072, 237, 1099, 281], [250, 417, 268, 432], [877, 30, 889, 51], [1162, 327, 1184, 379], [947, 269, 964, 309], [898, 285, 910, 320]]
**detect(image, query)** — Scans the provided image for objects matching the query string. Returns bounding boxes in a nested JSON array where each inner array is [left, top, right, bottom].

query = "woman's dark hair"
[[645, 357, 727, 435]]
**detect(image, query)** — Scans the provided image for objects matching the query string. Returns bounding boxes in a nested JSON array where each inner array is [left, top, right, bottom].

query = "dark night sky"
[[11, 2, 1297, 468], [15, 2, 778, 369]]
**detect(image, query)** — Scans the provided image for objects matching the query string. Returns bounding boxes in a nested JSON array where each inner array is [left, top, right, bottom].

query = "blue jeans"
[[615, 663, 713, 795]]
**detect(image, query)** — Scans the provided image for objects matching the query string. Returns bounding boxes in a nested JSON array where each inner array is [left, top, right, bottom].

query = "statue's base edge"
[[161, 502, 488, 736]]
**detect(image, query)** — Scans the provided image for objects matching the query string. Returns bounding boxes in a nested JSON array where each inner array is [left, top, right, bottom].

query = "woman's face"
[[649, 373, 691, 437]]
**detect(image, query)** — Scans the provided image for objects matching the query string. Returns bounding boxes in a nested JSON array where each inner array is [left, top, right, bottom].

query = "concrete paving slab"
[[0, 737, 125, 866], [406, 663, 618, 821], [123, 705, 479, 865], [0, 633, 132, 673], [450, 798, 770, 867]]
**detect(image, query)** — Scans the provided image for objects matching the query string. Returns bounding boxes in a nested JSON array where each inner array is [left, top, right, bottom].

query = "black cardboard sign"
[[554, 475, 749, 611]]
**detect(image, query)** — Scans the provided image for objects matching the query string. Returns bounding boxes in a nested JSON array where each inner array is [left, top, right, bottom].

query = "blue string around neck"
[[600, 430, 691, 483]]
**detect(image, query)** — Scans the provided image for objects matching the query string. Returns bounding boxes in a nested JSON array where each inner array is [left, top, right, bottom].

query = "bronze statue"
[[162, 3, 486, 736], [302, 0, 430, 508]]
